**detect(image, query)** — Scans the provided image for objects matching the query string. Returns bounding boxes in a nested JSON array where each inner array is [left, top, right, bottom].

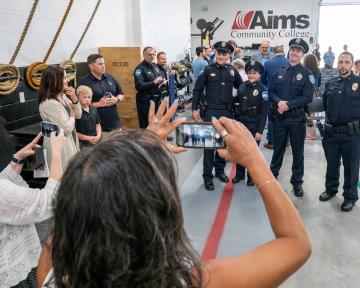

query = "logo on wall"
[[231, 10, 310, 30], [232, 11, 255, 29], [230, 10, 312, 40]]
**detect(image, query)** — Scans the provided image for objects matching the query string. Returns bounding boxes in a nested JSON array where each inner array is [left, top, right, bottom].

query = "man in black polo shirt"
[[78, 54, 125, 139]]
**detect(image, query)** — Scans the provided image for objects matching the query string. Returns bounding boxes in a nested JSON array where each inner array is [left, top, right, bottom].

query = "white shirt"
[[0, 165, 58, 287]]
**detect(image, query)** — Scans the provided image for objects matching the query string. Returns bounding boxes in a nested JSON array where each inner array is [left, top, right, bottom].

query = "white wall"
[[0, 0, 190, 67], [140, 0, 191, 60]]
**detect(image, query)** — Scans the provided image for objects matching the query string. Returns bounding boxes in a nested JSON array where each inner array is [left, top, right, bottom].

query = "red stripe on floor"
[[201, 164, 236, 261]]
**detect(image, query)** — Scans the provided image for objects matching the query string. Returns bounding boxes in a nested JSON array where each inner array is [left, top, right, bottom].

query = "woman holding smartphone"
[[37, 101, 311, 288], [38, 65, 82, 170]]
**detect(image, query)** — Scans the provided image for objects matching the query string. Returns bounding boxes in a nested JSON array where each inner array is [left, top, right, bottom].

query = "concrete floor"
[[177, 130, 360, 288]]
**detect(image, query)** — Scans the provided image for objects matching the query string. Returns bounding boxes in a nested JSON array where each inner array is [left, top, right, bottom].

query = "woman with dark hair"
[[39, 65, 82, 170], [303, 53, 321, 95], [38, 101, 311, 288], [303, 54, 322, 139]]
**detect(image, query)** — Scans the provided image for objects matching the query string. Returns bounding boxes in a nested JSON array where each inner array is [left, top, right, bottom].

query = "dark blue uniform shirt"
[[134, 61, 164, 98], [77, 73, 122, 132], [192, 63, 242, 110], [269, 63, 314, 109], [235, 81, 270, 133], [323, 73, 360, 125]]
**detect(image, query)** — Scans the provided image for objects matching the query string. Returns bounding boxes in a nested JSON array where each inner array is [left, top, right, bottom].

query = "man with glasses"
[[134, 47, 166, 128], [251, 40, 271, 66], [192, 41, 242, 191]]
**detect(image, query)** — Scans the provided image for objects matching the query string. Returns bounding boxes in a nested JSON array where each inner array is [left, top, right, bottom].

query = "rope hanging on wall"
[[26, 0, 74, 90], [0, 0, 39, 96], [59, 0, 102, 85]]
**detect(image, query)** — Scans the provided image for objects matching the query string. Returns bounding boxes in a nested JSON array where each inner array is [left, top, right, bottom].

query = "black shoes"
[[246, 178, 254, 186], [215, 172, 229, 183], [319, 191, 336, 202], [341, 200, 355, 212], [204, 180, 215, 191], [232, 175, 245, 184], [293, 185, 304, 198]]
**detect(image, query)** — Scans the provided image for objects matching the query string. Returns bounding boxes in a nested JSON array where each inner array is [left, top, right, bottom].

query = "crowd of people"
[[0, 36, 359, 288]]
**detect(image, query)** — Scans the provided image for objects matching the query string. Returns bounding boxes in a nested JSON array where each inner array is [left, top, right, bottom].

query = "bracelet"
[[257, 179, 277, 190], [11, 155, 25, 165]]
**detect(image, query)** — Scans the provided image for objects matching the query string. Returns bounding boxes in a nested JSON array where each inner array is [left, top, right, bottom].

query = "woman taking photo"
[[0, 131, 63, 287], [38, 65, 82, 169], [38, 101, 311, 288]]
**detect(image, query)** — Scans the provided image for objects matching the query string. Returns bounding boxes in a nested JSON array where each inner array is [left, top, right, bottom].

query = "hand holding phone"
[[176, 122, 225, 149], [41, 121, 60, 137]]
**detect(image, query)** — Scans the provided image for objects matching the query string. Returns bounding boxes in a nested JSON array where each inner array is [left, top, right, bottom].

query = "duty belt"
[[273, 106, 305, 120], [238, 106, 258, 117], [322, 121, 360, 136], [144, 94, 161, 101], [208, 104, 229, 110]]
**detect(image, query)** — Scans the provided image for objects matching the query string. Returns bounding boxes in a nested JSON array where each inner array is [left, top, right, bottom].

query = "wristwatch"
[[11, 155, 25, 164]]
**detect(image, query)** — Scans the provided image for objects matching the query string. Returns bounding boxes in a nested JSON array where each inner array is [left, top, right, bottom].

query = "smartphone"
[[105, 92, 112, 98], [41, 121, 60, 137], [176, 122, 226, 149]]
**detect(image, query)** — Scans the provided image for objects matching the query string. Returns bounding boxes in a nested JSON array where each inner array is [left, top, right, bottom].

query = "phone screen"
[[176, 122, 225, 149], [41, 122, 60, 137]]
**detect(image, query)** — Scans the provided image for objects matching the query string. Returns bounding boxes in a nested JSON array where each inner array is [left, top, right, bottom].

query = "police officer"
[[134, 47, 167, 128], [269, 38, 314, 197], [318, 51, 360, 212], [232, 61, 270, 186], [192, 41, 242, 191]]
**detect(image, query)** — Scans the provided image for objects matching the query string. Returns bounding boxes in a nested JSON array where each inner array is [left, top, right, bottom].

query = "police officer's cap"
[[289, 38, 309, 54], [245, 60, 264, 74], [213, 41, 234, 54]]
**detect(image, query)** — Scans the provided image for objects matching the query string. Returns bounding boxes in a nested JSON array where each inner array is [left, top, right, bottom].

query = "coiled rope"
[[26, 0, 74, 90], [59, 0, 102, 85], [0, 0, 39, 96]]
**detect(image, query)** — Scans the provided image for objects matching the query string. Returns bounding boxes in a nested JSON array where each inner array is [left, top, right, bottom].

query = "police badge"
[[352, 83, 359, 91], [296, 73, 303, 81], [253, 89, 259, 96]]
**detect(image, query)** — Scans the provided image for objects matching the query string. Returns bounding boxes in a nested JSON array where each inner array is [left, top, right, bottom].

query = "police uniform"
[[192, 41, 242, 190], [268, 38, 314, 197], [319, 73, 360, 211], [134, 61, 167, 128], [232, 61, 270, 185]]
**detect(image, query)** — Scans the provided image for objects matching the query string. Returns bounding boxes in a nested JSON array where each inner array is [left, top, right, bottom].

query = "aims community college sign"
[[231, 10, 312, 40]]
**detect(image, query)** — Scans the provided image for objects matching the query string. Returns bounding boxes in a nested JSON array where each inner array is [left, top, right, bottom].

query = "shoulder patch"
[[135, 69, 142, 77], [262, 91, 269, 101], [309, 75, 315, 85]]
